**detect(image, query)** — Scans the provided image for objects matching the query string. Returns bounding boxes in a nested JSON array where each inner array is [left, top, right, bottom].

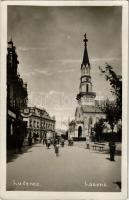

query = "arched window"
[[82, 67, 85, 76], [89, 117, 93, 125], [81, 84, 85, 92], [86, 67, 88, 74], [86, 84, 89, 92]]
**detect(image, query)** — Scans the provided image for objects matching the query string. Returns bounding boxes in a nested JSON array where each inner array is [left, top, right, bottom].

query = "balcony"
[[76, 91, 96, 100]]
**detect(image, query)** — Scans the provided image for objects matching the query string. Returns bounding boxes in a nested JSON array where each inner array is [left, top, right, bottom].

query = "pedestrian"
[[47, 139, 51, 149], [19, 137, 24, 152], [40, 137, 42, 143], [86, 136, 90, 149], [51, 138, 54, 146], [45, 138, 47, 147], [109, 140, 116, 161], [42, 137, 45, 145], [55, 143, 59, 156], [61, 138, 64, 147], [28, 135, 32, 146]]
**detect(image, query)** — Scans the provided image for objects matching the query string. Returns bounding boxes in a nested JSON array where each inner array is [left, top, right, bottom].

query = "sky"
[[8, 5, 122, 130]]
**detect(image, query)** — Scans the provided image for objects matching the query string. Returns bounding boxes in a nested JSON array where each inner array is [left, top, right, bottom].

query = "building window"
[[37, 122, 39, 128], [89, 117, 93, 125], [30, 120, 32, 127], [34, 120, 36, 128]]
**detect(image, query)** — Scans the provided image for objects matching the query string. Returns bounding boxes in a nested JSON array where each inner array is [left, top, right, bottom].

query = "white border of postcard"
[[0, 1, 128, 200]]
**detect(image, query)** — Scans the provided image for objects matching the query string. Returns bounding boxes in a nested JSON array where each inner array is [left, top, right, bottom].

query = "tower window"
[[82, 68, 85, 75], [86, 84, 89, 92], [86, 67, 88, 74]]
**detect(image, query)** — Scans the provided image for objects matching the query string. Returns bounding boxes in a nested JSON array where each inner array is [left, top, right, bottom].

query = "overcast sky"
[[8, 6, 122, 129]]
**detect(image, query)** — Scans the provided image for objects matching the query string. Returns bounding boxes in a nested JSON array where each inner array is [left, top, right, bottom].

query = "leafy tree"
[[99, 63, 122, 120], [93, 118, 105, 142], [102, 100, 119, 133], [99, 64, 122, 133]]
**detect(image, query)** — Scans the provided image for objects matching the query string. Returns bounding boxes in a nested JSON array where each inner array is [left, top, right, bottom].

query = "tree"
[[99, 63, 122, 120], [102, 100, 119, 133], [93, 118, 105, 142], [99, 64, 122, 133]]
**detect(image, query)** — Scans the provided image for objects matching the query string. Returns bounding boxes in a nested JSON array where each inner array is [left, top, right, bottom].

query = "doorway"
[[78, 126, 82, 138]]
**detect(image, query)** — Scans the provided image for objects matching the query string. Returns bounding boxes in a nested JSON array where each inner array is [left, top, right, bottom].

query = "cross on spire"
[[83, 33, 88, 48]]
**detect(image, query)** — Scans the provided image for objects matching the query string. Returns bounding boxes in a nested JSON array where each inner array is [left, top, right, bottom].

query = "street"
[[7, 142, 121, 192]]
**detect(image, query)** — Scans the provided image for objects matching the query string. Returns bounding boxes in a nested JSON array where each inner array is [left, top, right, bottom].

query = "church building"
[[68, 34, 105, 140]]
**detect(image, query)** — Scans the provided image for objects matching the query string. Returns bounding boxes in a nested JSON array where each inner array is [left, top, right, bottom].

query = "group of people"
[[41, 137, 65, 156], [28, 133, 40, 146]]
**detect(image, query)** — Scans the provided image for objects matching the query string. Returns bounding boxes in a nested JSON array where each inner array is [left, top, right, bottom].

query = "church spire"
[[76, 34, 96, 104], [82, 33, 90, 67]]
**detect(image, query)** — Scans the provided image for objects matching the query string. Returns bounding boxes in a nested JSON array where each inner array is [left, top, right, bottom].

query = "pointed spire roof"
[[81, 33, 90, 67]]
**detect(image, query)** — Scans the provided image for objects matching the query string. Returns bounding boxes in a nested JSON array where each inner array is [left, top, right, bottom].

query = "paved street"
[[7, 142, 121, 192]]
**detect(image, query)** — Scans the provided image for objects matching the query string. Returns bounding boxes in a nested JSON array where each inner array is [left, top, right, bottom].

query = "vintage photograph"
[[0, 1, 128, 199]]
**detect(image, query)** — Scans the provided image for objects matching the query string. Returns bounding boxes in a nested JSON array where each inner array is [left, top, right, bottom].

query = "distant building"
[[7, 40, 28, 149], [55, 129, 67, 139], [68, 34, 105, 140], [21, 106, 56, 140]]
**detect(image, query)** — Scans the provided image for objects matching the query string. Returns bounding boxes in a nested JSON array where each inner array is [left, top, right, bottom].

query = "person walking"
[[47, 139, 51, 149], [28, 135, 32, 146], [61, 138, 65, 147], [40, 137, 42, 143], [55, 143, 60, 156], [43, 137, 46, 145], [109, 140, 116, 161], [86, 136, 90, 149]]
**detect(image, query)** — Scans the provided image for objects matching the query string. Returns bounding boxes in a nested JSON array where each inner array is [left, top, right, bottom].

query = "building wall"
[[7, 40, 28, 149]]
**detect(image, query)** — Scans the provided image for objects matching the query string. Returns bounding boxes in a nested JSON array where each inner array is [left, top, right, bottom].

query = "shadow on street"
[[7, 145, 33, 163]]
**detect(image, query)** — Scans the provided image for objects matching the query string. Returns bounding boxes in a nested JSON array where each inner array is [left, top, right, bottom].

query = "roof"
[[82, 46, 90, 67], [81, 33, 90, 67], [22, 107, 55, 121]]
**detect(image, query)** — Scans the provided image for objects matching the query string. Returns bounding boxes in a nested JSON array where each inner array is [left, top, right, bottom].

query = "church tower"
[[68, 34, 105, 140], [76, 34, 96, 106]]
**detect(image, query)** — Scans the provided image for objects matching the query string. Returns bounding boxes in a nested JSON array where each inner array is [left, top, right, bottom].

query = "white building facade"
[[21, 106, 56, 140]]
